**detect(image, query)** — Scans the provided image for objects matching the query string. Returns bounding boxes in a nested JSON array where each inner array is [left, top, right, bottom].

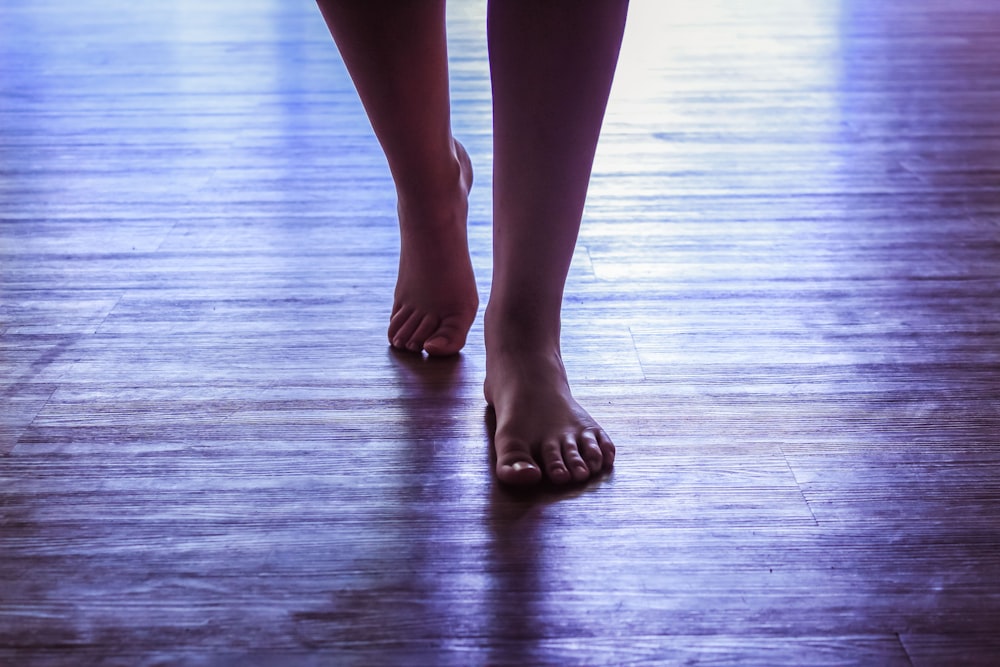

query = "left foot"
[[484, 319, 615, 485]]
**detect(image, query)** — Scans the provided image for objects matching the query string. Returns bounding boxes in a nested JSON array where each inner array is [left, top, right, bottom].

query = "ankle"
[[485, 305, 561, 356], [394, 147, 466, 214], [398, 187, 466, 225]]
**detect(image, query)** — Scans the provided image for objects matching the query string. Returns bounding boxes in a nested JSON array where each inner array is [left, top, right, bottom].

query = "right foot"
[[388, 140, 479, 356]]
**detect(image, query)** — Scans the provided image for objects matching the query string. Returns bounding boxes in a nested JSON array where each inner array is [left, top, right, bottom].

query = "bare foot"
[[388, 140, 479, 356], [484, 319, 615, 486]]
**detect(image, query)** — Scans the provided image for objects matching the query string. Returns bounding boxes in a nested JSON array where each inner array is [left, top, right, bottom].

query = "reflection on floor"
[[2, 0, 999, 663]]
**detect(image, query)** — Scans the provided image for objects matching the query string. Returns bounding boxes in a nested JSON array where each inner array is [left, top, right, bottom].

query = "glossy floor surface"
[[2, 0, 1000, 664]]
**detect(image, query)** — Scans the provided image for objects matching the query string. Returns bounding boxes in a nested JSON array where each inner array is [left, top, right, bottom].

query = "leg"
[[485, 0, 628, 485], [316, 0, 478, 356]]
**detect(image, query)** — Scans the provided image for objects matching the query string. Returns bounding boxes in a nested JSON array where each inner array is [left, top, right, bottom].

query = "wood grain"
[[2, 0, 999, 664]]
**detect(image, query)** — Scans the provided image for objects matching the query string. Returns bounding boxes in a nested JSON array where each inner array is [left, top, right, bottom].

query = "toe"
[[596, 429, 616, 470], [496, 438, 543, 486], [561, 435, 591, 482], [540, 438, 571, 484], [407, 314, 439, 352], [388, 304, 414, 341], [424, 315, 472, 357], [389, 310, 423, 350], [579, 430, 604, 473]]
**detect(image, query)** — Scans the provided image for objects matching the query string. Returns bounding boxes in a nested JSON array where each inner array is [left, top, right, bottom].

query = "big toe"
[[423, 316, 472, 357], [495, 440, 543, 486]]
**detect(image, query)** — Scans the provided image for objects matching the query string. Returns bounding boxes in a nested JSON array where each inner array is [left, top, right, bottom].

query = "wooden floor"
[[3, 0, 1000, 664]]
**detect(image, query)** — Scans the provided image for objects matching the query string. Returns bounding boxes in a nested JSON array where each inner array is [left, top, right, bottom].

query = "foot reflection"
[[389, 346, 473, 483], [486, 487, 545, 665]]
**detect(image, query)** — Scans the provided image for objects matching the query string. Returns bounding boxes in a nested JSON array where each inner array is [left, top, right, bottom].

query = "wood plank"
[[2, 0, 999, 664]]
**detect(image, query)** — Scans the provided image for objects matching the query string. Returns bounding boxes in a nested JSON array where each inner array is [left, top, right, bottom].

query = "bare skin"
[[484, 315, 616, 485], [316, 1, 477, 356], [388, 139, 477, 356], [317, 0, 628, 484], [483, 0, 626, 484]]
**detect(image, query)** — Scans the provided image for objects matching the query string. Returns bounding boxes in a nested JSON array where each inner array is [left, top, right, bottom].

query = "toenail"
[[511, 461, 536, 472]]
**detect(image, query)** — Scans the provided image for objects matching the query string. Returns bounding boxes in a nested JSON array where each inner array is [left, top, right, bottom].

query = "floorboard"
[[2, 0, 999, 664]]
